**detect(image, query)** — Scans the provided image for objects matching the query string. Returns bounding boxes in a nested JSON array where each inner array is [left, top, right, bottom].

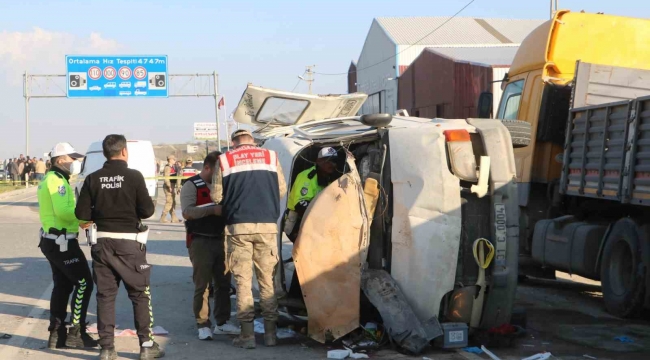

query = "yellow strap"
[[472, 238, 495, 269]]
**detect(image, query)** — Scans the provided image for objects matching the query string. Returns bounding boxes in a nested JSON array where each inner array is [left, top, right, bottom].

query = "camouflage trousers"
[[162, 186, 177, 218], [227, 233, 279, 323]]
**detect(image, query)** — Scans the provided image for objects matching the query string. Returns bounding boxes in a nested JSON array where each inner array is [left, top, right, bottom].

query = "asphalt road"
[[0, 186, 648, 359]]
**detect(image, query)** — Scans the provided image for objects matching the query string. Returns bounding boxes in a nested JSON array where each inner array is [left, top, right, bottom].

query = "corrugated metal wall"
[[397, 50, 492, 119], [492, 67, 509, 117], [356, 20, 398, 115]]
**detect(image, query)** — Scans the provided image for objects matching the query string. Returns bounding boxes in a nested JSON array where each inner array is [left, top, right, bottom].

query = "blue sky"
[[0, 0, 648, 159]]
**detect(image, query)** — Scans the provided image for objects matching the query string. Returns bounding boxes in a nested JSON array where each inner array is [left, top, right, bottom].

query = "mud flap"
[[361, 269, 443, 355]]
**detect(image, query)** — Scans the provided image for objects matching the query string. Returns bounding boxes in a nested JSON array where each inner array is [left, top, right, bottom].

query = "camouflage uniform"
[[161, 162, 180, 223], [212, 154, 287, 323]]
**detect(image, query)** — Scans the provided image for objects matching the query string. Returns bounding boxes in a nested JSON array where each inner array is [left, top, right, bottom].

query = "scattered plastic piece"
[[522, 352, 552, 360], [253, 319, 296, 338], [462, 346, 483, 354], [583, 355, 597, 359], [152, 326, 168, 335], [481, 345, 502, 360], [349, 352, 369, 359], [328, 349, 351, 359], [613, 336, 634, 343]]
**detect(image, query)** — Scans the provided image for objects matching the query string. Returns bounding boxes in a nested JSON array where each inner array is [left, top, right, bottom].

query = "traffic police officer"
[[212, 129, 287, 349], [37, 142, 98, 349], [75, 134, 163, 360], [284, 147, 338, 298]]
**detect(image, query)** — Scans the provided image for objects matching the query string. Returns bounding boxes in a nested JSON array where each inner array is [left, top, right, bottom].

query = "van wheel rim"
[[609, 239, 633, 296]]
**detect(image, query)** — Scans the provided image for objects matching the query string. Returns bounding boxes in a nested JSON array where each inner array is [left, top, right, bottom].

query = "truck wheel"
[[600, 219, 645, 317], [502, 120, 531, 148]]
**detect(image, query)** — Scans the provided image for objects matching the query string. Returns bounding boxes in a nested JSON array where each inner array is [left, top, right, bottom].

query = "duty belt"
[[40, 228, 77, 253], [42, 233, 78, 240], [96, 230, 149, 245]]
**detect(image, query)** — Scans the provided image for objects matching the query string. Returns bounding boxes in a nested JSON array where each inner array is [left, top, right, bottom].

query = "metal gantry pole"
[[213, 71, 221, 151], [24, 71, 30, 157]]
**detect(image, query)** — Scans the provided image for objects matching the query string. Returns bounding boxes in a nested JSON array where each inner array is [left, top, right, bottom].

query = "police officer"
[[284, 147, 338, 299], [75, 134, 164, 360], [160, 155, 181, 223], [37, 143, 98, 349], [212, 129, 287, 349]]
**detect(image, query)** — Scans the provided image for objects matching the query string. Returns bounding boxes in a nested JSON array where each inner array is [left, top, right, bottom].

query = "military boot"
[[264, 320, 277, 347], [140, 341, 165, 359], [232, 321, 255, 349], [47, 320, 66, 349], [159, 215, 169, 223], [99, 347, 117, 360], [66, 324, 99, 348], [170, 214, 182, 223]]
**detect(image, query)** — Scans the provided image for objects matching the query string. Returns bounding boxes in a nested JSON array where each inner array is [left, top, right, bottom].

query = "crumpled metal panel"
[[293, 156, 369, 343]]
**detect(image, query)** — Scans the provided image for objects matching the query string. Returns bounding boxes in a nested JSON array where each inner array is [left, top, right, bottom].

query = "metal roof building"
[[353, 16, 545, 115]]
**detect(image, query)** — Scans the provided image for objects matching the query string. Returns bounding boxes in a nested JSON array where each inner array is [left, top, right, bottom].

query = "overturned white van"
[[232, 85, 520, 349]]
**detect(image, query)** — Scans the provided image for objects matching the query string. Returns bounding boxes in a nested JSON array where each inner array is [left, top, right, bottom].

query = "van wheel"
[[502, 120, 531, 148], [600, 219, 645, 318]]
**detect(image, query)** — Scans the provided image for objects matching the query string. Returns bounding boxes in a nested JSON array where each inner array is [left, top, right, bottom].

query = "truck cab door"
[[292, 156, 370, 343]]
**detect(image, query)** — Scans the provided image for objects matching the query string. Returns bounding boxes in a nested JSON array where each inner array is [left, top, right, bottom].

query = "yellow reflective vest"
[[37, 170, 80, 233], [287, 166, 325, 211]]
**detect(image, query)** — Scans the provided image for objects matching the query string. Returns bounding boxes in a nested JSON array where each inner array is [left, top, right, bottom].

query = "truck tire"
[[600, 219, 645, 317], [502, 120, 531, 148]]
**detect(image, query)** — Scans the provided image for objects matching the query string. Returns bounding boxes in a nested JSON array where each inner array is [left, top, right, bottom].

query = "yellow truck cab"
[[495, 10, 650, 317]]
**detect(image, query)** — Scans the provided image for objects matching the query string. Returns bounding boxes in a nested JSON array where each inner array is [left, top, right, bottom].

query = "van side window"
[[497, 80, 524, 120]]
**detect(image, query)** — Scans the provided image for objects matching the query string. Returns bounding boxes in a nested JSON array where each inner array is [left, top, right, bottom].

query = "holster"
[[49, 228, 68, 253]]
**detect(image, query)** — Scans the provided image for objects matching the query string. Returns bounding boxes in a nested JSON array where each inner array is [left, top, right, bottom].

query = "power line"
[[314, 0, 476, 76]]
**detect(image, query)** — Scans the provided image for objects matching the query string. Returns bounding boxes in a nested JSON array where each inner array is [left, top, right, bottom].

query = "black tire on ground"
[[600, 218, 646, 318], [502, 119, 532, 148]]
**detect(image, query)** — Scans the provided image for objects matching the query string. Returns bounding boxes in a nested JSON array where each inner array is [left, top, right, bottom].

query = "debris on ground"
[[521, 352, 552, 360], [86, 323, 168, 336], [481, 345, 502, 360], [326, 349, 369, 359], [462, 346, 483, 354], [361, 269, 443, 355], [613, 335, 634, 343], [254, 318, 296, 339]]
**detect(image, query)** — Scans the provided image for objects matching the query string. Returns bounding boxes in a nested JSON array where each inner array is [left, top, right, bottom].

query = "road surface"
[[0, 186, 648, 359]]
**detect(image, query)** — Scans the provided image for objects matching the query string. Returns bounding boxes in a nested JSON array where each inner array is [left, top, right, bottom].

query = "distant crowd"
[[4, 155, 50, 185]]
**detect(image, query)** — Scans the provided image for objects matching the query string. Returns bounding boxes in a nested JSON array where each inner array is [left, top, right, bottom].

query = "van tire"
[[600, 219, 645, 318], [502, 120, 531, 148]]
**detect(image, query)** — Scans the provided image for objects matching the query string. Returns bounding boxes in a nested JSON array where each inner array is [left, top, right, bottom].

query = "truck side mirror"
[[477, 92, 493, 119]]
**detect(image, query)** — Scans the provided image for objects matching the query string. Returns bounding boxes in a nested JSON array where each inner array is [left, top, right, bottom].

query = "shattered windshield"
[[255, 97, 309, 125]]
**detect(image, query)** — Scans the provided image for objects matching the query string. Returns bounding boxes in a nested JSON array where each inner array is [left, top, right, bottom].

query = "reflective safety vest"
[[185, 175, 224, 240], [287, 166, 325, 211], [37, 170, 80, 233], [181, 167, 198, 186]]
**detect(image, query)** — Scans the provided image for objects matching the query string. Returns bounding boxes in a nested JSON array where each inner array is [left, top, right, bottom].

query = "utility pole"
[[550, 0, 559, 19], [24, 71, 30, 157], [305, 65, 315, 94]]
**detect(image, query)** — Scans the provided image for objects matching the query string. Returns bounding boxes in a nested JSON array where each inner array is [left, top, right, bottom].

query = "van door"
[[292, 156, 369, 343]]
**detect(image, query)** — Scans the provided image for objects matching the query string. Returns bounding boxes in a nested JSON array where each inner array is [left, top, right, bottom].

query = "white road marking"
[[0, 194, 38, 210], [0, 282, 53, 358]]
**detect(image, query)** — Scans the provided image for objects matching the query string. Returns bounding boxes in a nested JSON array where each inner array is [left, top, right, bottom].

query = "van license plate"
[[494, 203, 507, 265]]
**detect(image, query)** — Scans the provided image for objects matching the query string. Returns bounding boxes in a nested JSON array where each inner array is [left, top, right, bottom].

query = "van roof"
[[86, 140, 152, 152]]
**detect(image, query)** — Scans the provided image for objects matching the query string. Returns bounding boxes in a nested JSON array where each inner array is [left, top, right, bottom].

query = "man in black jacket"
[[76, 134, 164, 360]]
